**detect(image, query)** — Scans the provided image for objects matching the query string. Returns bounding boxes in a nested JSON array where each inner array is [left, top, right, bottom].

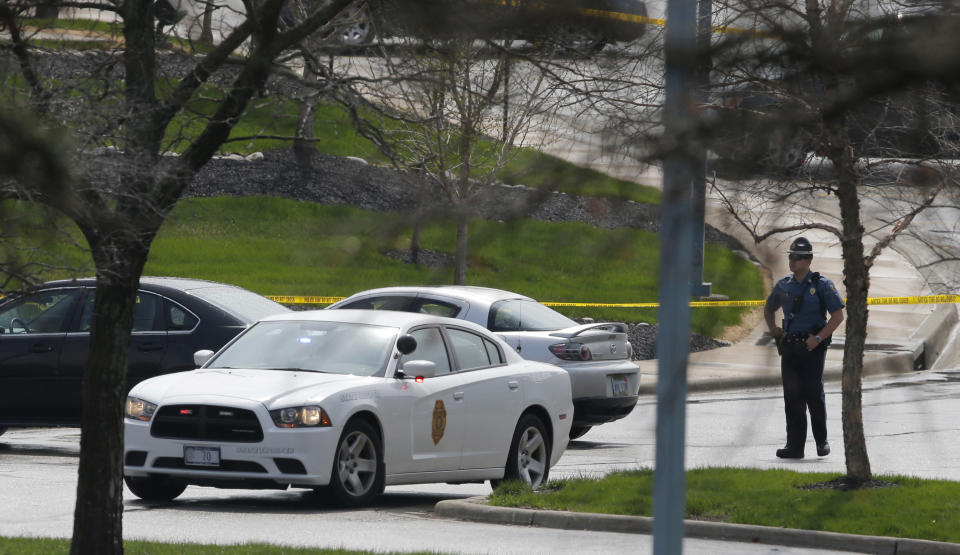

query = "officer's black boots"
[[776, 445, 804, 459], [776, 442, 830, 458]]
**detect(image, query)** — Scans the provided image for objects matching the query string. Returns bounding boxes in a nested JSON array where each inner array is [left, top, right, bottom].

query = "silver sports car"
[[329, 286, 639, 439]]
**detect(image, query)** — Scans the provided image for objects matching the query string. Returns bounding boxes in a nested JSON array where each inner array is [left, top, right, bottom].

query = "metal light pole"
[[654, 0, 698, 552], [691, 0, 713, 299]]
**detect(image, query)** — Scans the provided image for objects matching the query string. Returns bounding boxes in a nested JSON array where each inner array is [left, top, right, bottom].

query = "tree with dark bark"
[[0, 0, 352, 552]]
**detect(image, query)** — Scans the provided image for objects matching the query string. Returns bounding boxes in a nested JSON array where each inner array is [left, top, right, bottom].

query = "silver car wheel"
[[337, 429, 377, 497], [515, 424, 548, 488], [338, 4, 373, 45]]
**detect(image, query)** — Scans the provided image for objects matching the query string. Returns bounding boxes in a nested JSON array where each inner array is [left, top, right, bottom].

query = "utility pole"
[[691, 0, 713, 299], [654, 0, 697, 552]]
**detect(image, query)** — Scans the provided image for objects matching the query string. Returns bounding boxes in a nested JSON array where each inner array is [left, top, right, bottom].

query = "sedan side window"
[[447, 328, 496, 371], [166, 300, 199, 332], [341, 296, 417, 311], [78, 291, 161, 332], [0, 290, 81, 334], [401, 327, 451, 374]]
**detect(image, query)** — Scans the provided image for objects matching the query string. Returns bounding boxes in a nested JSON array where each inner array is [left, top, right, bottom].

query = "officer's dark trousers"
[[780, 346, 828, 449]]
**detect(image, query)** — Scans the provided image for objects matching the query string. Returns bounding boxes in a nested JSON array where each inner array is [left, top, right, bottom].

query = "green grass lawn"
[[0, 538, 435, 555], [490, 468, 960, 543], [145, 197, 760, 336], [4, 196, 761, 337]]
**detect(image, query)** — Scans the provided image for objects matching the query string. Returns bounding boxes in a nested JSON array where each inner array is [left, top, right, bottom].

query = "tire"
[[0, 426, 7, 437], [764, 129, 808, 172], [499, 414, 550, 489], [556, 26, 608, 55], [336, 3, 374, 46], [325, 419, 384, 507], [124, 475, 186, 501], [568, 425, 592, 440]]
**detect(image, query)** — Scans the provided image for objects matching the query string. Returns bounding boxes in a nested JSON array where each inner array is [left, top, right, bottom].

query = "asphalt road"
[[3, 368, 958, 553]]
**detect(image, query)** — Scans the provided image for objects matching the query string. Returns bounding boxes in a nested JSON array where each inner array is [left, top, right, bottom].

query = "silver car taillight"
[[549, 342, 592, 361]]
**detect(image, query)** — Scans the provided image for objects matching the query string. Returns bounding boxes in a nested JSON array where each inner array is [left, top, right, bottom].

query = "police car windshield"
[[207, 321, 398, 377]]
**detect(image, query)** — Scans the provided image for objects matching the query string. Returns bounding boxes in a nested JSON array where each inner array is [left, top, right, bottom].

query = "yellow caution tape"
[[544, 295, 960, 308], [865, 295, 960, 306], [2, 293, 955, 308], [267, 294, 960, 308], [476, 0, 766, 38], [268, 295, 346, 305]]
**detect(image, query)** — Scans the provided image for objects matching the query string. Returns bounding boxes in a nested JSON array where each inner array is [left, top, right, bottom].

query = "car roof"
[[38, 276, 242, 292], [260, 308, 489, 332], [342, 285, 533, 304], [29, 276, 290, 323]]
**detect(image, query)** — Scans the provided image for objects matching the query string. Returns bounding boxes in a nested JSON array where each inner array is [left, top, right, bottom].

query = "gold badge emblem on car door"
[[432, 399, 447, 445]]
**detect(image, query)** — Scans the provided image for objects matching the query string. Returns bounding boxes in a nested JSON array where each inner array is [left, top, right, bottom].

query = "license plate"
[[184, 446, 221, 467], [611, 375, 630, 397]]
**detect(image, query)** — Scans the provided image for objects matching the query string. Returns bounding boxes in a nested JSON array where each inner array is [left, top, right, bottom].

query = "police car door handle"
[[453, 391, 465, 400], [508, 381, 519, 390]]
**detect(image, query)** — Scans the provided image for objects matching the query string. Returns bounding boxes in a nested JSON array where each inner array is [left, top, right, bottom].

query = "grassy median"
[[490, 468, 960, 543]]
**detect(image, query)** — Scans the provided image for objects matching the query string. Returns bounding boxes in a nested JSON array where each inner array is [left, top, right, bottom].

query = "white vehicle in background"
[[123, 310, 572, 506], [329, 286, 639, 439]]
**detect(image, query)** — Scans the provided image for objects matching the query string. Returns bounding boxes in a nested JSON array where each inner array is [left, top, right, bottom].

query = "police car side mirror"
[[193, 349, 215, 367], [396, 359, 437, 380]]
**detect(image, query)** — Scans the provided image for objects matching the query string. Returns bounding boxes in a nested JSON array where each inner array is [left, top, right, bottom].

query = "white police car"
[[123, 310, 572, 506]]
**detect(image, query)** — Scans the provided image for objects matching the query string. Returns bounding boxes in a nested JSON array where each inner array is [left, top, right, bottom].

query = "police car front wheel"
[[324, 418, 384, 507], [124, 475, 187, 501]]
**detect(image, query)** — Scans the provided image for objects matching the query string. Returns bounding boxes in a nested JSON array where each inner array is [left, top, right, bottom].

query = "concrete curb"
[[434, 497, 960, 555]]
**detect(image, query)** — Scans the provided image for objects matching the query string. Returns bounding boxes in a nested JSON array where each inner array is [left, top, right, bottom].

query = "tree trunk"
[[294, 65, 320, 168], [830, 137, 873, 485], [70, 240, 149, 555], [200, 2, 214, 45], [454, 212, 468, 285], [410, 220, 421, 265]]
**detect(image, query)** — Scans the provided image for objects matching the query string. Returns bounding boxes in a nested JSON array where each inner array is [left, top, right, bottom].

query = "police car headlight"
[[270, 406, 332, 428], [125, 397, 157, 422]]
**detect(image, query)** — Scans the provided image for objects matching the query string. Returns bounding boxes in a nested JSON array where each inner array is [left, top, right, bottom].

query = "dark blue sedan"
[[0, 277, 290, 434]]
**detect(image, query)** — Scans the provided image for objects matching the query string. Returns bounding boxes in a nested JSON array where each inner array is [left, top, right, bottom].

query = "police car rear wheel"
[[501, 414, 550, 489], [124, 475, 186, 501], [326, 419, 383, 507]]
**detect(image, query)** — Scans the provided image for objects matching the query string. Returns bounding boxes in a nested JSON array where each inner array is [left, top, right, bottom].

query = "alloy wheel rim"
[[337, 430, 377, 496], [517, 426, 547, 488]]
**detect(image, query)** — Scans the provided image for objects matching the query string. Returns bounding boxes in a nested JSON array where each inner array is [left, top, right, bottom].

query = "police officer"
[[764, 237, 845, 459]]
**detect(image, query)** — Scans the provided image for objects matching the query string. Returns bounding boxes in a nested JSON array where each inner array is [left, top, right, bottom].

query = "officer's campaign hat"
[[787, 236, 814, 257]]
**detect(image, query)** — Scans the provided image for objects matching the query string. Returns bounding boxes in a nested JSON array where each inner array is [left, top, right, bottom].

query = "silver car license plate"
[[184, 445, 221, 467], [611, 375, 629, 396]]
